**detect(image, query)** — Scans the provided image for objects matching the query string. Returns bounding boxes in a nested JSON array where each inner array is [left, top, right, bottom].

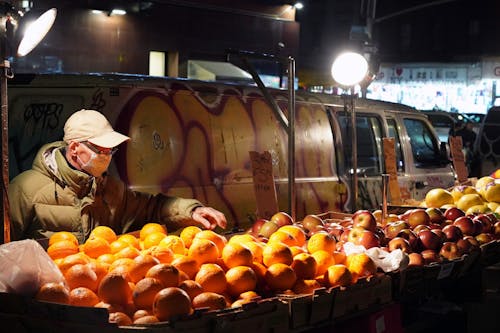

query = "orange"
[[179, 280, 204, 300], [180, 226, 202, 248], [192, 292, 227, 311], [109, 240, 131, 254], [117, 234, 141, 250], [128, 254, 160, 283], [193, 230, 227, 255], [158, 235, 186, 255], [140, 223, 167, 241], [188, 238, 219, 265], [306, 232, 336, 254], [133, 315, 159, 324], [146, 263, 180, 288], [262, 242, 293, 267], [49, 231, 79, 247], [264, 263, 297, 292], [98, 272, 133, 305], [345, 253, 377, 281], [195, 263, 227, 294], [132, 277, 164, 309], [228, 234, 257, 244], [58, 252, 91, 274], [89, 260, 110, 286], [291, 253, 318, 280], [293, 279, 322, 294], [324, 264, 353, 288], [290, 246, 306, 258], [267, 230, 298, 247], [89, 226, 117, 244], [311, 250, 335, 276], [179, 270, 190, 283], [97, 253, 116, 265], [133, 309, 152, 320], [146, 245, 175, 264], [108, 312, 133, 326], [171, 255, 200, 280], [81, 236, 111, 259], [250, 261, 267, 287], [225, 266, 257, 297], [109, 257, 135, 273], [143, 232, 167, 250], [64, 263, 99, 291], [238, 290, 260, 301], [279, 225, 307, 247], [332, 251, 347, 265], [47, 240, 79, 260], [244, 241, 264, 263], [114, 245, 141, 260], [153, 287, 193, 321], [69, 287, 100, 307], [221, 242, 253, 269], [35, 282, 70, 304]]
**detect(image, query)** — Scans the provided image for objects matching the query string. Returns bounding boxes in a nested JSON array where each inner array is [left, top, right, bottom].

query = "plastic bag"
[[0, 239, 66, 296], [343, 241, 409, 273]]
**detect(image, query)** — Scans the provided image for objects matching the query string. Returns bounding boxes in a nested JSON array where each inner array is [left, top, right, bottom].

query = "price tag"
[[249, 151, 278, 219], [437, 262, 455, 279], [449, 136, 468, 183]]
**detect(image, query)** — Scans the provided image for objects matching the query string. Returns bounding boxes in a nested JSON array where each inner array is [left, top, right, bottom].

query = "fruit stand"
[[1, 176, 500, 332]]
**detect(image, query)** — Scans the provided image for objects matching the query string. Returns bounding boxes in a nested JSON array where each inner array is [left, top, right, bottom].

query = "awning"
[[186, 60, 253, 83]]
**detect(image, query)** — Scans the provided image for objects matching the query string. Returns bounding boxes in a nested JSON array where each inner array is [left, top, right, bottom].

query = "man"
[[8, 109, 227, 242]]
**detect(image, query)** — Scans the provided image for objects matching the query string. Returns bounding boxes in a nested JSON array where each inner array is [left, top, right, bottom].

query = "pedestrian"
[[8, 109, 227, 242]]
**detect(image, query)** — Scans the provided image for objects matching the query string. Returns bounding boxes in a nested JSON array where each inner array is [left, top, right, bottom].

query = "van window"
[[339, 113, 384, 176], [387, 118, 405, 173], [403, 118, 442, 167]]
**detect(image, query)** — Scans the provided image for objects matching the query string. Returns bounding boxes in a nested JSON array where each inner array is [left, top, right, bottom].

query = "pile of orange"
[[41, 220, 379, 326]]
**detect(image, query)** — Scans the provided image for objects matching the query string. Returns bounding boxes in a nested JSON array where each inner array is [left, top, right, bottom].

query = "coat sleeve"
[[103, 176, 203, 234], [7, 173, 36, 241]]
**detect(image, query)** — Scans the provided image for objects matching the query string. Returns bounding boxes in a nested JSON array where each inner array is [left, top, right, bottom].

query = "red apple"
[[351, 210, 377, 232], [431, 228, 446, 243], [397, 210, 411, 222], [426, 207, 446, 225], [357, 230, 381, 249], [271, 211, 294, 227], [494, 221, 500, 239], [251, 218, 269, 236], [258, 220, 279, 238], [347, 226, 365, 245], [441, 224, 463, 242], [384, 220, 410, 239], [418, 230, 442, 251], [475, 232, 494, 245], [456, 238, 472, 255], [301, 214, 324, 232], [462, 235, 480, 250], [473, 214, 493, 234], [413, 224, 431, 235], [453, 216, 475, 236], [421, 249, 441, 265], [407, 209, 431, 229], [486, 213, 499, 224], [439, 241, 461, 260], [396, 229, 420, 251], [374, 226, 388, 246], [444, 207, 465, 221], [388, 237, 412, 253], [408, 252, 425, 267]]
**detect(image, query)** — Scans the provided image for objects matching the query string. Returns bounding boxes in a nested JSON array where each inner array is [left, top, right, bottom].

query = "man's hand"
[[191, 206, 227, 230]]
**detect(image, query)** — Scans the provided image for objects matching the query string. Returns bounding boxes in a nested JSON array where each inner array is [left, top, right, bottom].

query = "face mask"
[[77, 151, 112, 177]]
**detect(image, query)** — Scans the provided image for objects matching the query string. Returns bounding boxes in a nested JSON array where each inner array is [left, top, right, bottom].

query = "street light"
[[1, 6, 57, 243], [331, 51, 368, 212]]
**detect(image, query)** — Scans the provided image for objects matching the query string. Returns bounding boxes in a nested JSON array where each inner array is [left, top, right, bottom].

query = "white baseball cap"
[[63, 109, 130, 148]]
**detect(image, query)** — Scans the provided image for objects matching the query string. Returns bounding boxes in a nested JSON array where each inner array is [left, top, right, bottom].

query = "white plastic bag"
[[343, 241, 409, 273], [0, 239, 65, 296]]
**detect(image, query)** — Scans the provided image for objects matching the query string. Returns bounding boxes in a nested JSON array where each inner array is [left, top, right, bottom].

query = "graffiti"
[[23, 103, 63, 131], [90, 89, 106, 111], [152, 130, 165, 150]]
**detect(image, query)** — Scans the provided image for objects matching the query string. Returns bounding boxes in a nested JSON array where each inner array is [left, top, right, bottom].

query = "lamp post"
[[1, 6, 56, 243], [331, 52, 368, 212]]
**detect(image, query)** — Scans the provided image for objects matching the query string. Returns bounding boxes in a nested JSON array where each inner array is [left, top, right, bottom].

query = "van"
[[476, 106, 500, 177], [7, 73, 455, 230]]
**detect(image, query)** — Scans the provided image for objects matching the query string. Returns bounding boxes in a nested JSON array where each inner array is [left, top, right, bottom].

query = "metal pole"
[[349, 92, 358, 212], [0, 32, 10, 243], [287, 56, 296, 221]]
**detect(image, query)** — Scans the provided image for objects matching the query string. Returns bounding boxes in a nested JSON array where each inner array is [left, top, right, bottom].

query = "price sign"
[[249, 151, 278, 219], [449, 136, 468, 183]]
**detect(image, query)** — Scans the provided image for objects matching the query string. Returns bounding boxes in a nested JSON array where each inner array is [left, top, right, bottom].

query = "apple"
[[347, 226, 366, 244], [396, 229, 420, 251], [421, 249, 441, 265], [494, 221, 500, 239], [340, 227, 351, 242], [462, 235, 480, 250], [357, 230, 381, 249], [418, 230, 442, 251], [431, 228, 446, 243], [351, 210, 377, 232], [453, 216, 475, 236], [271, 212, 294, 227], [407, 209, 431, 229], [408, 252, 425, 267], [486, 213, 499, 224], [388, 237, 412, 253], [325, 223, 343, 240], [251, 218, 269, 236], [258, 220, 279, 238], [441, 224, 463, 242], [384, 220, 410, 239], [413, 224, 431, 235], [397, 210, 411, 222], [374, 226, 388, 246], [307, 225, 327, 237], [444, 207, 465, 221], [426, 207, 446, 225], [473, 214, 493, 234], [372, 209, 383, 224], [439, 241, 461, 260], [301, 214, 324, 232], [475, 232, 494, 245], [385, 214, 400, 224], [456, 238, 473, 255]]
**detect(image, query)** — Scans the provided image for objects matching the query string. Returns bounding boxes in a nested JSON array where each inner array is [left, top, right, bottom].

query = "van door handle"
[[415, 181, 427, 189]]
